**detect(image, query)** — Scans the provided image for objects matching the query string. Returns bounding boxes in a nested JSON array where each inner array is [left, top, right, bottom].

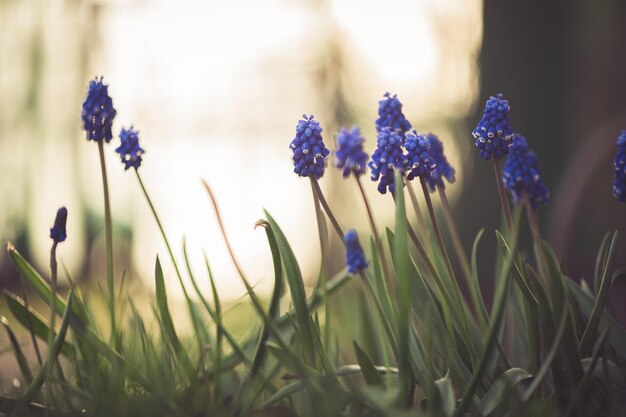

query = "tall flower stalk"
[[81, 77, 117, 343]]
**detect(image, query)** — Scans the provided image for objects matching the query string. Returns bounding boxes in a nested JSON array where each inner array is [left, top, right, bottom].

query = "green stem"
[[309, 178, 330, 345], [437, 186, 483, 325], [135, 170, 194, 304], [310, 178, 344, 238], [492, 158, 514, 234], [46, 241, 59, 405], [97, 140, 116, 344], [405, 180, 432, 255], [355, 175, 396, 298]]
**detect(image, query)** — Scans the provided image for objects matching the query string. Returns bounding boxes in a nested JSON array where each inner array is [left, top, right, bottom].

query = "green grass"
[[1, 158, 626, 417]]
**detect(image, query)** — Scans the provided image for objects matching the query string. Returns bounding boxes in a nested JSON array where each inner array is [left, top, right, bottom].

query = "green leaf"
[[1, 316, 33, 384], [470, 229, 489, 326], [353, 341, 384, 386], [264, 210, 314, 363], [567, 276, 626, 359], [434, 373, 456, 417], [18, 293, 74, 408], [593, 231, 612, 295], [478, 368, 532, 416], [579, 231, 618, 354], [154, 256, 195, 381], [3, 292, 75, 358]]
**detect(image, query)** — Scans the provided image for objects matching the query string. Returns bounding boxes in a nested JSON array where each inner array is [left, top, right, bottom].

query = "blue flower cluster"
[[472, 94, 514, 160], [405, 131, 436, 182], [502, 135, 549, 206], [50, 207, 68, 243], [334, 127, 369, 178], [81, 77, 117, 143], [376, 92, 412, 136], [290, 115, 330, 179], [344, 229, 368, 273], [369, 127, 407, 194], [613, 130, 626, 204], [427, 134, 455, 191], [116, 127, 145, 170]]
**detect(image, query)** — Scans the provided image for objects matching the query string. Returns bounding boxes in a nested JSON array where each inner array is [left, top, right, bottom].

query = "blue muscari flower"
[[369, 127, 407, 194], [289, 115, 330, 179], [81, 77, 117, 143], [427, 134, 456, 191], [472, 93, 514, 160], [613, 130, 626, 204], [404, 130, 436, 182], [50, 207, 68, 243], [334, 127, 369, 178], [344, 229, 368, 273], [502, 135, 549, 206], [115, 126, 145, 170], [376, 92, 412, 137]]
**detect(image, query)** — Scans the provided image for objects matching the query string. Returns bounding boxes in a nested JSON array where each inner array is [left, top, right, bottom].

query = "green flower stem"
[[405, 179, 432, 255], [419, 178, 472, 343], [134, 170, 195, 310], [310, 177, 344, 238], [437, 186, 483, 325], [355, 175, 396, 298], [492, 158, 514, 234], [523, 192, 549, 278], [309, 178, 330, 344], [46, 241, 59, 405], [97, 140, 116, 345]]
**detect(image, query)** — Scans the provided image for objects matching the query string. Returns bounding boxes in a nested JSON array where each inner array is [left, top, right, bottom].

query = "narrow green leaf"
[[478, 368, 532, 416], [1, 316, 33, 383], [264, 210, 314, 363], [3, 292, 75, 358], [154, 256, 195, 381], [18, 293, 73, 408], [434, 373, 456, 417], [593, 232, 612, 295], [580, 231, 618, 354], [470, 229, 489, 326], [353, 341, 384, 386]]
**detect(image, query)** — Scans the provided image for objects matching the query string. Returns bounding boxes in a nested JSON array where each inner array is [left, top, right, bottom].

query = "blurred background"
[[1, 0, 625, 328]]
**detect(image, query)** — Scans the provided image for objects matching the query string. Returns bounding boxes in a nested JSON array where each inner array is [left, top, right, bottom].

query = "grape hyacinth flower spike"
[[334, 127, 369, 178], [369, 127, 407, 194], [613, 130, 626, 204], [290, 115, 330, 179], [50, 207, 68, 243], [344, 229, 368, 273], [116, 127, 145, 170], [404, 131, 436, 182], [375, 92, 412, 137], [502, 135, 549, 207], [472, 94, 514, 160], [426, 134, 455, 191], [81, 77, 117, 143]]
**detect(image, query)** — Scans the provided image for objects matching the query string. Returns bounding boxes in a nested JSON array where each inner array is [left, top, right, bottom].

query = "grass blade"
[[1, 316, 34, 383]]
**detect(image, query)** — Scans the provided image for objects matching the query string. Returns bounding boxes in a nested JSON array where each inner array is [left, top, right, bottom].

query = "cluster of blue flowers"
[[81, 77, 146, 170], [334, 127, 368, 178], [50, 207, 68, 243], [344, 229, 368, 273], [116, 127, 145, 170], [404, 131, 436, 182], [369, 127, 408, 194], [375, 92, 412, 136], [472, 94, 514, 160], [427, 134, 456, 191], [502, 135, 550, 206], [614, 130, 626, 204], [289, 115, 330, 179]]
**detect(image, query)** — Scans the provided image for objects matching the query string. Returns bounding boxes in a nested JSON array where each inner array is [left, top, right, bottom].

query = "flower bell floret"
[[426, 134, 456, 191], [344, 229, 368, 273], [613, 130, 626, 204], [116, 126, 145, 170], [369, 127, 407, 194], [502, 135, 549, 206], [404, 131, 436, 182], [290, 115, 330, 179], [334, 127, 369, 178], [81, 77, 117, 143], [375, 92, 412, 137], [472, 93, 514, 160], [50, 207, 68, 243]]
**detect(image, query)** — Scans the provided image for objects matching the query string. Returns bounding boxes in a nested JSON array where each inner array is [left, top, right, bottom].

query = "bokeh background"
[[1, 0, 625, 330]]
